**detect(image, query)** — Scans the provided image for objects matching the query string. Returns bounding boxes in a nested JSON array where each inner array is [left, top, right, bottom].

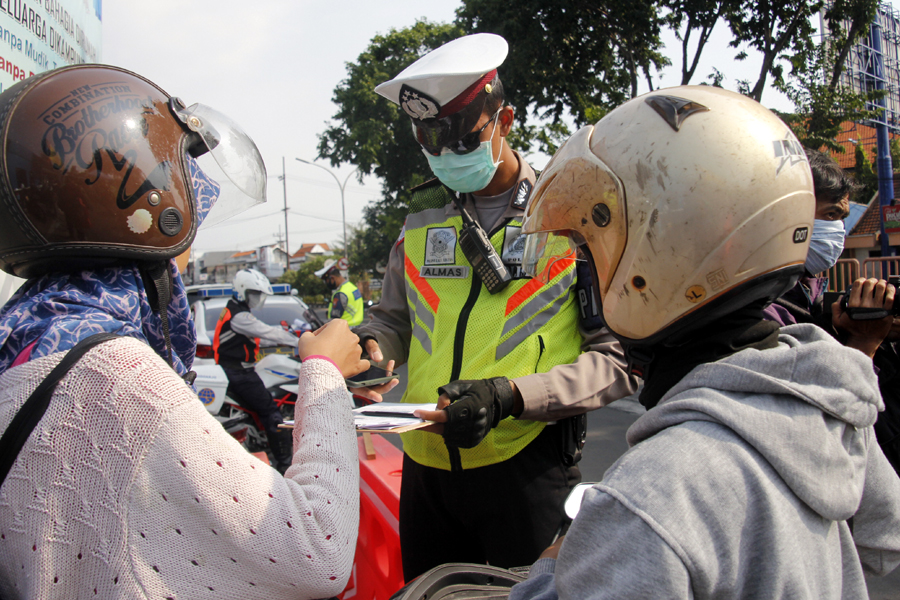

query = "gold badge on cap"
[[400, 84, 440, 120]]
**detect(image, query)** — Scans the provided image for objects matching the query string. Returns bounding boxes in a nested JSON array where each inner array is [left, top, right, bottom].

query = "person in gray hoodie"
[[510, 85, 900, 599]]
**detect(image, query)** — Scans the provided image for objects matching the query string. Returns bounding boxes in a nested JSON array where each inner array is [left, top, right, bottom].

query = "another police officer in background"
[[316, 258, 364, 326], [213, 268, 302, 472], [354, 33, 638, 580]]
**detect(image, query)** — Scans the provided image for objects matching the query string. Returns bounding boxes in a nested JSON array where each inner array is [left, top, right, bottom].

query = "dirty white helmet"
[[523, 86, 815, 345], [232, 268, 273, 308]]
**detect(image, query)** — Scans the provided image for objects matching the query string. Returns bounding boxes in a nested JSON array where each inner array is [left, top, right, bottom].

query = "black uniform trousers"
[[398, 423, 581, 582], [223, 367, 286, 451]]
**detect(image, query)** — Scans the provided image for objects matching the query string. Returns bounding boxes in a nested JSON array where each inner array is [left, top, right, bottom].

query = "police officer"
[[316, 258, 364, 326], [214, 268, 302, 473], [355, 33, 638, 580]]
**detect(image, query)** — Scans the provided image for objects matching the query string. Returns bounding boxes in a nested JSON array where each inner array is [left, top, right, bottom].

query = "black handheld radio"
[[451, 193, 512, 294]]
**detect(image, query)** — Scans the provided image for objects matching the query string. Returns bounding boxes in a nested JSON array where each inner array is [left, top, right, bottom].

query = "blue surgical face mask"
[[805, 218, 845, 275], [424, 112, 503, 193]]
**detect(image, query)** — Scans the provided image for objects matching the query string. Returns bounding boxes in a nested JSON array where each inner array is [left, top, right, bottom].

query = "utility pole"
[[296, 159, 357, 258], [282, 157, 291, 272]]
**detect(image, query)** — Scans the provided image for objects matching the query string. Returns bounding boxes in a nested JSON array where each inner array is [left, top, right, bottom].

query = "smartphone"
[[345, 365, 400, 388]]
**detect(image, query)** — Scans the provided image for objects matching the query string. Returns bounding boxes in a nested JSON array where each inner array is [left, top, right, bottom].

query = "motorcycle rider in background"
[[214, 268, 306, 473]]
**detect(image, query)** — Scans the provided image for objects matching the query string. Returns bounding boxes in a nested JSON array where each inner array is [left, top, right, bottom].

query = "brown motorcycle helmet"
[[0, 64, 203, 278]]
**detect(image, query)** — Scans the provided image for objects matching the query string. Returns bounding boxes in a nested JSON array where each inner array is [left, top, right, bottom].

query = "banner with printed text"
[[0, 0, 102, 93], [882, 205, 900, 234]]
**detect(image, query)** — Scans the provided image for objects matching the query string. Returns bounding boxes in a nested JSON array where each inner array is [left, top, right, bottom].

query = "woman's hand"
[[298, 319, 369, 377]]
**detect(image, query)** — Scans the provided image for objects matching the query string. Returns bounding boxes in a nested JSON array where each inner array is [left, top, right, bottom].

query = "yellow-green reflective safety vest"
[[328, 281, 364, 326], [400, 182, 583, 470]]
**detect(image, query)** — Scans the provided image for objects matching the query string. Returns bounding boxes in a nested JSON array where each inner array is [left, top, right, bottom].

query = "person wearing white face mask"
[[763, 148, 853, 327], [354, 33, 639, 581], [763, 148, 899, 361]]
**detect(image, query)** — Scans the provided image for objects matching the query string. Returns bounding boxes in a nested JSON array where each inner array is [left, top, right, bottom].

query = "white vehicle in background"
[[187, 283, 326, 458], [187, 283, 323, 365]]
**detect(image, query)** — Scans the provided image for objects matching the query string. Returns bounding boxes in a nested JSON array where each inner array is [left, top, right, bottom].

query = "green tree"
[[890, 137, 900, 170], [318, 20, 463, 201], [279, 256, 331, 305], [317, 21, 463, 270], [774, 0, 881, 152], [854, 143, 878, 201], [776, 44, 880, 152], [725, 0, 823, 103], [456, 0, 668, 130], [823, 0, 880, 91], [662, 0, 741, 85]]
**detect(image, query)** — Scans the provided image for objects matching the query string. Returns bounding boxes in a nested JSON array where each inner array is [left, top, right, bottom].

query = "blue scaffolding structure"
[[838, 1, 900, 258]]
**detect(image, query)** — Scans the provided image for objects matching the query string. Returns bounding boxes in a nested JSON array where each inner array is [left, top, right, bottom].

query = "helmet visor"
[[522, 125, 628, 298], [173, 102, 267, 228], [523, 231, 580, 284]]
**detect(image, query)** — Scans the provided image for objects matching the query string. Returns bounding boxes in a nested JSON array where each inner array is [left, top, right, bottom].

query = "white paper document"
[[352, 402, 437, 430]]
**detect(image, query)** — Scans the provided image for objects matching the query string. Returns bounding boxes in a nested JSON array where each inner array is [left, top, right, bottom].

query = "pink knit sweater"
[[0, 337, 358, 599]]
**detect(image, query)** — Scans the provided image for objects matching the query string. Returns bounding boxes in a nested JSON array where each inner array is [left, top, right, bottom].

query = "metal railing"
[[862, 256, 900, 280], [824, 259, 861, 292]]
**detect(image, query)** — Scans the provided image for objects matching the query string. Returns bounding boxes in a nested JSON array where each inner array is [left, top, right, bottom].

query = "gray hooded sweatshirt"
[[510, 324, 900, 599]]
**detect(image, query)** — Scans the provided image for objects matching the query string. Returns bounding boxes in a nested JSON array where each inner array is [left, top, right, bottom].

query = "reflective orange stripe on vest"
[[505, 257, 575, 316], [405, 254, 440, 313], [212, 307, 232, 364]]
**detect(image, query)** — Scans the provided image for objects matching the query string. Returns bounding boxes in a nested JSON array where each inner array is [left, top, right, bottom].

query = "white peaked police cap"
[[314, 259, 338, 278], [374, 33, 508, 119]]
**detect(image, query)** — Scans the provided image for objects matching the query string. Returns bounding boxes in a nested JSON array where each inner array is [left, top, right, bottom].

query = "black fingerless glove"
[[437, 377, 515, 449]]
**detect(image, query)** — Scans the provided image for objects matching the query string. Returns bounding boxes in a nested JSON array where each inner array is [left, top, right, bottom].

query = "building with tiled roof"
[[830, 121, 900, 172], [845, 173, 900, 252], [289, 243, 333, 269], [192, 245, 288, 283]]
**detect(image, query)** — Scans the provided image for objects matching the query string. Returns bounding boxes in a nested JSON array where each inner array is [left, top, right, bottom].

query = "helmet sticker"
[[127, 209, 153, 234], [39, 86, 173, 208], [645, 96, 709, 132], [400, 84, 440, 120], [705, 269, 729, 292], [793, 227, 809, 243], [773, 136, 807, 175], [685, 285, 706, 303]]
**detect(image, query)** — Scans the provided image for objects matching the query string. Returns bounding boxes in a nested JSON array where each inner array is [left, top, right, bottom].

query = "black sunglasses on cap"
[[412, 96, 502, 156], [420, 110, 501, 157]]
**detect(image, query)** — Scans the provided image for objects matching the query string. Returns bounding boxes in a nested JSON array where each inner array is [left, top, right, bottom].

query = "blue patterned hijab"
[[0, 156, 220, 377]]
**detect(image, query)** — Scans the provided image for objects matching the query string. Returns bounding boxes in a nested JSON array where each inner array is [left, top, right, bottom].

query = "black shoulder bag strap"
[[0, 332, 120, 486]]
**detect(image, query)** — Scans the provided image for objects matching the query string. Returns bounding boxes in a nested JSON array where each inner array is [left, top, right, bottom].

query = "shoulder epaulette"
[[409, 178, 454, 213], [409, 177, 443, 193]]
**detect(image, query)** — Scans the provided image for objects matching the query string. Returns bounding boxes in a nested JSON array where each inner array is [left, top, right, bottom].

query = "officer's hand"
[[348, 359, 399, 403], [361, 338, 383, 363], [833, 277, 895, 358], [413, 377, 517, 449], [298, 319, 369, 378]]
